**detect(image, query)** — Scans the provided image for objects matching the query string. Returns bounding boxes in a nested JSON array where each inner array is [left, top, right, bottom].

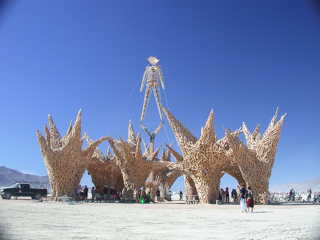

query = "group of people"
[[140, 188, 178, 203], [77, 185, 118, 202], [91, 186, 118, 202], [231, 189, 238, 203], [77, 185, 179, 204], [306, 189, 320, 203], [218, 185, 254, 212], [239, 184, 254, 213], [219, 187, 239, 203], [78, 183, 256, 211], [219, 187, 230, 203], [289, 188, 296, 201]]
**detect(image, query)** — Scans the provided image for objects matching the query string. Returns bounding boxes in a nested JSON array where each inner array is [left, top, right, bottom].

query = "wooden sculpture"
[[85, 134, 123, 192], [147, 145, 183, 199], [140, 56, 165, 143], [106, 120, 169, 200], [162, 106, 230, 203], [224, 108, 286, 204], [36, 110, 108, 199], [216, 131, 246, 186], [162, 106, 285, 204], [163, 143, 198, 200]]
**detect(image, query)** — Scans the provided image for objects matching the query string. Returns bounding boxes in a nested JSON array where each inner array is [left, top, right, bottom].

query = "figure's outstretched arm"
[[159, 69, 165, 89], [140, 70, 148, 92]]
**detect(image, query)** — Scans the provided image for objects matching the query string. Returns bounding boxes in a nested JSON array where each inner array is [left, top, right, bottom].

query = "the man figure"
[[240, 184, 247, 213]]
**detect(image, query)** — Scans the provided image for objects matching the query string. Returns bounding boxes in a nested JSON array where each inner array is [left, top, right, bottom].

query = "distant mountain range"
[[269, 178, 320, 194], [0, 166, 50, 188]]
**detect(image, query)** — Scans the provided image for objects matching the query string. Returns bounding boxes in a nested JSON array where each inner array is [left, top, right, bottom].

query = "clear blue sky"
[[0, 1, 319, 192]]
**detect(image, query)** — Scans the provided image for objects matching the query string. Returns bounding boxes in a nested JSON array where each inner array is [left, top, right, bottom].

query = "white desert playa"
[[0, 198, 319, 240]]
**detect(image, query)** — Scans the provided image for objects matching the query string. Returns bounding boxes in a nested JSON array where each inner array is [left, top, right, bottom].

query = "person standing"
[[240, 184, 247, 213], [103, 186, 108, 202], [218, 189, 222, 202], [307, 189, 312, 202], [156, 189, 160, 202], [91, 186, 95, 202], [96, 186, 102, 202], [179, 191, 183, 201], [77, 185, 83, 201], [83, 185, 88, 202], [289, 189, 293, 201], [220, 188, 225, 203], [246, 187, 254, 212], [232, 189, 238, 204], [292, 189, 296, 201], [111, 187, 117, 201], [225, 187, 230, 203]]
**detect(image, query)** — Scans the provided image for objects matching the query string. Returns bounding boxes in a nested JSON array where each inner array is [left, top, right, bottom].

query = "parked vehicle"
[[1, 182, 47, 200]]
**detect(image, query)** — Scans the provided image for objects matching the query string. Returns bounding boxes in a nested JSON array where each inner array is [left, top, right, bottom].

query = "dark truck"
[[1, 182, 47, 200]]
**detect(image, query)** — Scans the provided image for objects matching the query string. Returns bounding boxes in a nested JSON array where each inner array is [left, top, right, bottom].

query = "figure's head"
[[148, 56, 159, 66]]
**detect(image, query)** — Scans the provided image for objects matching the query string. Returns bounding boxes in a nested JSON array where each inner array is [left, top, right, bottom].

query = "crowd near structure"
[[37, 57, 286, 204]]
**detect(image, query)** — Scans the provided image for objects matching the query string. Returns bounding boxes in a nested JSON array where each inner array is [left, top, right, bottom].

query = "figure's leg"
[[140, 86, 151, 123], [152, 85, 164, 122]]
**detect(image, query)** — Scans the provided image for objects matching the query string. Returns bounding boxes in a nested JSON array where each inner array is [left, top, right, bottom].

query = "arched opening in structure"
[[80, 170, 93, 188], [220, 173, 240, 203], [169, 175, 185, 201]]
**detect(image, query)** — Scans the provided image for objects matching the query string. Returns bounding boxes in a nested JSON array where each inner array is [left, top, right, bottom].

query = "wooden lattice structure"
[[36, 106, 285, 204], [225, 108, 286, 204], [163, 144, 198, 200], [163, 107, 231, 203], [147, 144, 183, 199], [166, 132, 245, 201], [36, 110, 107, 199], [106, 120, 169, 200], [85, 134, 124, 192], [217, 131, 246, 186], [162, 106, 286, 204]]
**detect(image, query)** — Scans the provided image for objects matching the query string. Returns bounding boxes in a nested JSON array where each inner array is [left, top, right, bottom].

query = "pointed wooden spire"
[[199, 109, 215, 144], [127, 119, 137, 147], [162, 106, 197, 147]]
